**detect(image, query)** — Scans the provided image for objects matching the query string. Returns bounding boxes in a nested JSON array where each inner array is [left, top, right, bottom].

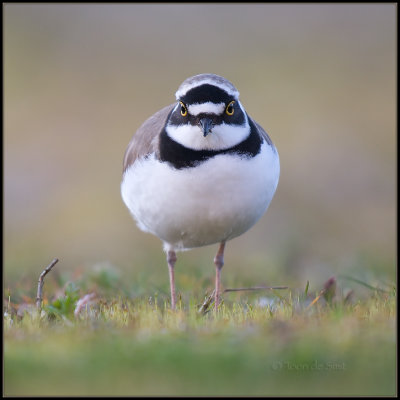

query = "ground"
[[3, 265, 396, 396]]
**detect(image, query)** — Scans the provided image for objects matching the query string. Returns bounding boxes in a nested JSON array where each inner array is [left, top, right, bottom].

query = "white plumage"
[[121, 141, 279, 251]]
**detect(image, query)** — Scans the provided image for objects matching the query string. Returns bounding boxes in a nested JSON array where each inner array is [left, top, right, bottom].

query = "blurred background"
[[3, 4, 396, 297]]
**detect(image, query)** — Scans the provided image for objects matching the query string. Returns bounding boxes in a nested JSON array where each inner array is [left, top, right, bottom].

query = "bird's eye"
[[180, 101, 188, 117], [226, 100, 235, 116]]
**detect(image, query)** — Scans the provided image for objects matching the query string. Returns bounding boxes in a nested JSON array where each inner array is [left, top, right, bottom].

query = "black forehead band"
[[178, 84, 234, 105]]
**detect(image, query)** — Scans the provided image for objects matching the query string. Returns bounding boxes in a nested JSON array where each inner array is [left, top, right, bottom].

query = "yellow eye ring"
[[180, 101, 188, 117], [226, 100, 235, 116]]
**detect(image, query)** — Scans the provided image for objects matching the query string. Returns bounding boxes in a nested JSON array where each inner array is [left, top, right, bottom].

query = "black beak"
[[199, 118, 214, 137]]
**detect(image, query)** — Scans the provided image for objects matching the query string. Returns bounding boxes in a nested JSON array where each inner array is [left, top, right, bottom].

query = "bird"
[[121, 73, 280, 310]]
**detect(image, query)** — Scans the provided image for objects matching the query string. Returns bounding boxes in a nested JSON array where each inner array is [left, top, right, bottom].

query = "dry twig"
[[306, 277, 337, 310], [36, 258, 59, 311], [223, 286, 288, 293], [198, 285, 289, 314]]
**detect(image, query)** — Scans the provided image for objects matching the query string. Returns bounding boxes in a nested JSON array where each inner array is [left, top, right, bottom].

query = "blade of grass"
[[338, 275, 391, 293], [304, 280, 310, 296]]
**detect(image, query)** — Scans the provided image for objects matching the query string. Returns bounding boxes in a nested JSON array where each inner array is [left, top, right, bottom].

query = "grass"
[[3, 263, 396, 397]]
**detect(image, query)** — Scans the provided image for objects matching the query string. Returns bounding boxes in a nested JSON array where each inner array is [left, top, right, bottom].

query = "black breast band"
[[158, 116, 263, 169]]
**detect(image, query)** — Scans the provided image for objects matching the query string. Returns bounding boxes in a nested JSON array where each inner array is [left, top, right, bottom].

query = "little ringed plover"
[[121, 73, 280, 309]]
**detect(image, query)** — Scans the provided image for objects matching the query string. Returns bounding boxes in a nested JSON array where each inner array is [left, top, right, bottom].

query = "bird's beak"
[[199, 118, 214, 137]]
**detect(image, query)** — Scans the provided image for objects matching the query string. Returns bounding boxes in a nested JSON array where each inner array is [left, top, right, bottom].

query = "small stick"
[[306, 276, 337, 309], [306, 290, 324, 309], [198, 286, 289, 314], [36, 258, 59, 311], [223, 286, 288, 293]]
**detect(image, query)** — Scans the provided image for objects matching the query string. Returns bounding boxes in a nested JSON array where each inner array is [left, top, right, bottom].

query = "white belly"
[[121, 142, 280, 251]]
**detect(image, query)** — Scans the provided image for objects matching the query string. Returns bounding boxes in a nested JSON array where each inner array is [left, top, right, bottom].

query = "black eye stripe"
[[169, 98, 244, 126], [168, 111, 245, 126]]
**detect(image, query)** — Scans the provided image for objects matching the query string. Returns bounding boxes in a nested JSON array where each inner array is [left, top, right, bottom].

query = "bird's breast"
[[121, 141, 279, 250]]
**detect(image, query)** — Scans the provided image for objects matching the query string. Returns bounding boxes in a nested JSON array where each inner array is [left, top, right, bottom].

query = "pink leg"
[[214, 242, 225, 309], [167, 250, 177, 310]]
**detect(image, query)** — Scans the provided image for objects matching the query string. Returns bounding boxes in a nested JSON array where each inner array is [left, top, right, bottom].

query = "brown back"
[[123, 103, 175, 172]]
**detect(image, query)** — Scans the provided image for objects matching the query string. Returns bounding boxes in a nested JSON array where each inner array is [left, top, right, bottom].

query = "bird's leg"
[[167, 250, 177, 310], [214, 241, 226, 309]]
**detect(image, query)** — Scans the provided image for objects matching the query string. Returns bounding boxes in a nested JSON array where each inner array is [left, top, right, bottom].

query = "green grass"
[[3, 268, 396, 397]]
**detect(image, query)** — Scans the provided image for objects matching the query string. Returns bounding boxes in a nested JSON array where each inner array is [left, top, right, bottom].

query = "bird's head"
[[165, 74, 250, 151]]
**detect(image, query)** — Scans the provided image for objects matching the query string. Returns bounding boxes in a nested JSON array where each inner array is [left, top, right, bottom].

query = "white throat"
[[165, 121, 250, 151]]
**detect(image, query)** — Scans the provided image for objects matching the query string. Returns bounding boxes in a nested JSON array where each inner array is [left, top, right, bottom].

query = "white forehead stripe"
[[187, 102, 225, 116], [176, 78, 239, 99]]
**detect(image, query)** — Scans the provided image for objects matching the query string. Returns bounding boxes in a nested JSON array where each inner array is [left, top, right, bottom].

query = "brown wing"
[[123, 103, 176, 172]]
